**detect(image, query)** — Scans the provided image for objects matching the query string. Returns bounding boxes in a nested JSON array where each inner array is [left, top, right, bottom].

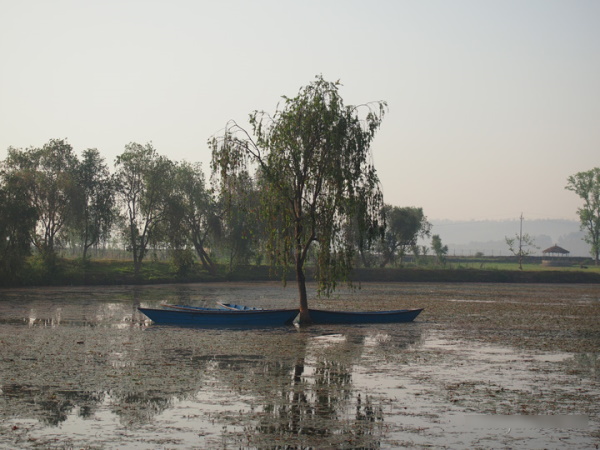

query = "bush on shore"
[[1, 257, 599, 288]]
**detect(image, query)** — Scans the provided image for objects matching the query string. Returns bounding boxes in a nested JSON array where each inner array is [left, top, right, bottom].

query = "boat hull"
[[307, 308, 423, 324], [138, 307, 298, 326], [219, 303, 424, 325]]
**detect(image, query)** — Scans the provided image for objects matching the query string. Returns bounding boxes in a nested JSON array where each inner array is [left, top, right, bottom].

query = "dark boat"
[[307, 308, 423, 324], [217, 302, 263, 311], [219, 302, 423, 324], [138, 307, 298, 326], [161, 303, 223, 311]]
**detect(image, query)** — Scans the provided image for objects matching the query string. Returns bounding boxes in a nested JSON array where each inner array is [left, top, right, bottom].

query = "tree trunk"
[[518, 253, 523, 270], [133, 257, 142, 279], [194, 242, 216, 275], [360, 249, 371, 268], [129, 223, 141, 278], [295, 260, 312, 324]]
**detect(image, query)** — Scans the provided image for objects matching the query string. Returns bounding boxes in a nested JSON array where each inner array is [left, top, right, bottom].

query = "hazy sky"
[[1, 0, 598, 221]]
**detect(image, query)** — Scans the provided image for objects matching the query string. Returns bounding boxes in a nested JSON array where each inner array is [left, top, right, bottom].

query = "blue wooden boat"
[[219, 303, 423, 324], [217, 302, 263, 311], [307, 308, 423, 324], [138, 307, 298, 326], [161, 303, 223, 311]]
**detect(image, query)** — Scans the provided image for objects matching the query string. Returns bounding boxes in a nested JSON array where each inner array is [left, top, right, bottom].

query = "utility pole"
[[519, 212, 524, 265], [505, 212, 537, 270]]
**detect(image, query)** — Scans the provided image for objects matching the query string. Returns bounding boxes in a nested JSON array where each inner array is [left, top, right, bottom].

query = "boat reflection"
[[0, 287, 423, 447]]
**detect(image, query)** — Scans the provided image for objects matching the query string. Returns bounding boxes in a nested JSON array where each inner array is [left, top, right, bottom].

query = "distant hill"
[[424, 219, 590, 258]]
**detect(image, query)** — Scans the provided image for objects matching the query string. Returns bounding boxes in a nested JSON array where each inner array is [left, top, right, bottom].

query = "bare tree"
[[505, 213, 538, 270]]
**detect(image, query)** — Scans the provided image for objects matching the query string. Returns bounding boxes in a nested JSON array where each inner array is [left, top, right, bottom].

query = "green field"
[[3, 256, 599, 288], [446, 261, 599, 272]]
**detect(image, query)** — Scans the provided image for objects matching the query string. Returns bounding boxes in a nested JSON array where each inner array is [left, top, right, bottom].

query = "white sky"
[[1, 0, 598, 221]]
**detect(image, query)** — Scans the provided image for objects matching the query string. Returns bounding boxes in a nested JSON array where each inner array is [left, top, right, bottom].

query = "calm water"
[[0, 282, 598, 449]]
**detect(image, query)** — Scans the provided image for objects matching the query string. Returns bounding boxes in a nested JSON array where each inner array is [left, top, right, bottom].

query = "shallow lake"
[[0, 282, 598, 448]]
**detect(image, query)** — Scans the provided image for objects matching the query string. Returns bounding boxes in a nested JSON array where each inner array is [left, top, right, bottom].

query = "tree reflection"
[[1, 384, 105, 426], [112, 392, 173, 426], [231, 332, 390, 449], [0, 295, 420, 448]]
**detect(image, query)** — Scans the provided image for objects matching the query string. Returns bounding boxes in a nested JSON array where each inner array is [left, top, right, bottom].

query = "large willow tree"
[[211, 76, 387, 323]]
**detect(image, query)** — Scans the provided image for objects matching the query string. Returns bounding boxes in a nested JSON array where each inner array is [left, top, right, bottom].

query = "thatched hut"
[[541, 245, 570, 266]]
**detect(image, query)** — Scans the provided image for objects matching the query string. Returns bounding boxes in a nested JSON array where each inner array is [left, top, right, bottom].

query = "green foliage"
[[170, 248, 196, 277], [0, 173, 36, 284], [505, 234, 538, 270], [211, 75, 387, 316], [164, 161, 219, 275], [74, 148, 117, 262], [114, 142, 175, 277], [379, 205, 431, 267], [431, 234, 448, 266], [0, 253, 598, 287], [213, 171, 260, 273], [566, 168, 600, 264], [1, 139, 80, 274]]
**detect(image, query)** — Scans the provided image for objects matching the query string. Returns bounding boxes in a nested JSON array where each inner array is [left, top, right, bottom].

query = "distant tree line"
[[0, 138, 435, 285]]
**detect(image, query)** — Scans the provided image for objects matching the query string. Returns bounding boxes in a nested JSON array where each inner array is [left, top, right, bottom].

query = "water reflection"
[[1, 384, 105, 426], [0, 291, 422, 448], [246, 350, 384, 448], [2, 283, 597, 448]]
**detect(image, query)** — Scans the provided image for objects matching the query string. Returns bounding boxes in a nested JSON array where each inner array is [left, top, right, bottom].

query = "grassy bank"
[[3, 257, 600, 288]]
